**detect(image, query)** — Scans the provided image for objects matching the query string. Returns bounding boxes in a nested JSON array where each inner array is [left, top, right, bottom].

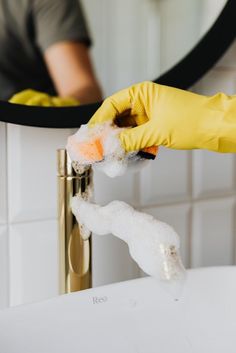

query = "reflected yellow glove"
[[89, 81, 236, 153], [9, 89, 79, 107]]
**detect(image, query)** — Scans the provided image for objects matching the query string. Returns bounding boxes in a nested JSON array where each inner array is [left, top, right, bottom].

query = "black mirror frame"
[[0, 0, 235, 128]]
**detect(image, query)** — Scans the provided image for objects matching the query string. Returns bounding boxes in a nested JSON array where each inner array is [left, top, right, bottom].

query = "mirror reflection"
[[83, 0, 227, 96], [0, 0, 227, 104]]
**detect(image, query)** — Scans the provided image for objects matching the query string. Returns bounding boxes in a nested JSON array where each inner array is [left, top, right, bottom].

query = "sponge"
[[66, 122, 158, 177]]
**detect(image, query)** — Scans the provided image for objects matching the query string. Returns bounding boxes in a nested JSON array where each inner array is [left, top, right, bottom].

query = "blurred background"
[[1, 0, 236, 308]]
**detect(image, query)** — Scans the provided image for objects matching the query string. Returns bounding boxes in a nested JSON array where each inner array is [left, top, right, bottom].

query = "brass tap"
[[57, 149, 92, 294]]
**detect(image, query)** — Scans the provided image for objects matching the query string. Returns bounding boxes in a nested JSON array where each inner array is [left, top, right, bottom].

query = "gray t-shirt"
[[0, 0, 91, 100]]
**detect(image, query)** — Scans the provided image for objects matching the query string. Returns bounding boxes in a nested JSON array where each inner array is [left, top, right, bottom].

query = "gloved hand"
[[89, 81, 236, 153], [9, 89, 79, 107]]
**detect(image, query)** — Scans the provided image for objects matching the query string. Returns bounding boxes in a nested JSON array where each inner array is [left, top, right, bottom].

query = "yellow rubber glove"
[[9, 89, 79, 107], [89, 81, 236, 153]]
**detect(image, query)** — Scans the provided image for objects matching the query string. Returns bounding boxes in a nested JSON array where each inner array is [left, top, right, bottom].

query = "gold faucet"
[[57, 149, 92, 294]]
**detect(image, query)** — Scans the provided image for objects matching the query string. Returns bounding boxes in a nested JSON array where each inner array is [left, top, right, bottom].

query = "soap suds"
[[66, 122, 150, 177], [71, 197, 186, 283]]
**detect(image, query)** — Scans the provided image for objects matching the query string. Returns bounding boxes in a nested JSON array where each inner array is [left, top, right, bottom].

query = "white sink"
[[1, 266, 236, 353]]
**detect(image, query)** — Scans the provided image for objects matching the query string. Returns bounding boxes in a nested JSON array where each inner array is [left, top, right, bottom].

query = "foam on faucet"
[[71, 197, 186, 285]]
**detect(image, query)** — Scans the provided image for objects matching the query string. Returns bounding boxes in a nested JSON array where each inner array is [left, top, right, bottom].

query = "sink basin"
[[1, 267, 236, 353]]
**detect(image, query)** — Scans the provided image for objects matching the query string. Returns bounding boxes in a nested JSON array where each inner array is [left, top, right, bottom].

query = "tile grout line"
[[140, 191, 236, 210], [7, 216, 58, 227]]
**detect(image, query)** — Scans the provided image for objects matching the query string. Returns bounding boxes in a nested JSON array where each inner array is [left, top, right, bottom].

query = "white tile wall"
[[9, 220, 58, 306], [0, 123, 7, 224], [0, 226, 8, 308], [144, 204, 191, 268], [7, 125, 73, 223], [94, 171, 136, 205], [140, 148, 191, 206], [195, 69, 236, 95], [191, 198, 236, 268], [93, 170, 140, 286], [193, 151, 235, 198], [92, 234, 139, 287]]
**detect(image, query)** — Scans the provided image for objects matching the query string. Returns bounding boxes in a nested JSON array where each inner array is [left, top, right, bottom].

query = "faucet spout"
[[57, 149, 92, 294]]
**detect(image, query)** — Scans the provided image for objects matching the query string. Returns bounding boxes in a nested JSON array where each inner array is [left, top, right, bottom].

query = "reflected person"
[[0, 0, 102, 105]]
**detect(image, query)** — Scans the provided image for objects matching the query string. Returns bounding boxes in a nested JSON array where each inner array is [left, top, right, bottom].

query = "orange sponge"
[[78, 138, 104, 163], [142, 146, 158, 156], [67, 122, 158, 166]]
